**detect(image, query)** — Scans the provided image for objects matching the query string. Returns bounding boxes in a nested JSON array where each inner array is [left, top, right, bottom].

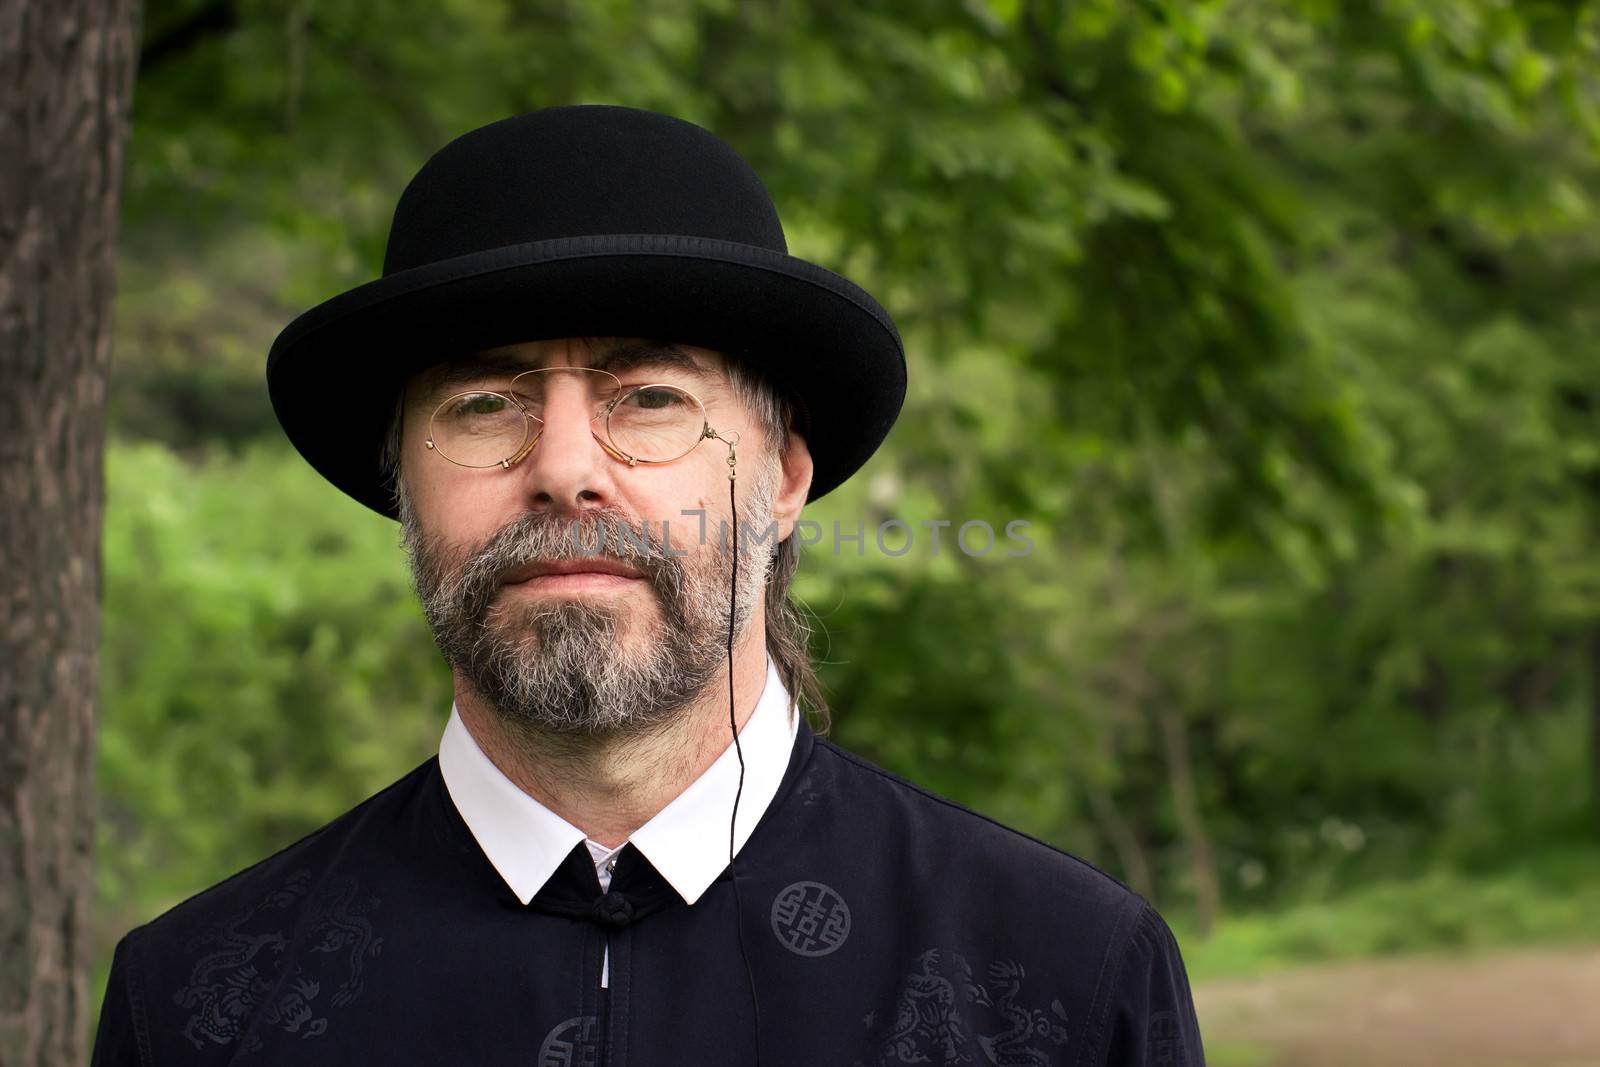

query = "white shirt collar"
[[439, 656, 800, 907]]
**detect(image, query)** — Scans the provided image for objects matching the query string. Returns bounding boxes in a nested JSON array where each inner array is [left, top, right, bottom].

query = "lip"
[[501, 559, 646, 585]]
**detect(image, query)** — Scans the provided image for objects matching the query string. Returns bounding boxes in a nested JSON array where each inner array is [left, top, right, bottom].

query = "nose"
[[513, 373, 612, 513]]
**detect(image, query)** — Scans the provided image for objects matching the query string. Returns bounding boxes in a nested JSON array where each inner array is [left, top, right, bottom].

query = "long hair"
[[377, 343, 831, 732]]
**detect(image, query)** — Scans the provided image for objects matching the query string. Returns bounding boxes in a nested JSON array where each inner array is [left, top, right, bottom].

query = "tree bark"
[[1084, 776, 1156, 903], [1158, 706, 1221, 936], [0, 2, 140, 1063], [1591, 627, 1600, 841]]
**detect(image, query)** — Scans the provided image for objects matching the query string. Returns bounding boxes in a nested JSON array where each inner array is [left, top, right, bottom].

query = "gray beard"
[[400, 466, 777, 737]]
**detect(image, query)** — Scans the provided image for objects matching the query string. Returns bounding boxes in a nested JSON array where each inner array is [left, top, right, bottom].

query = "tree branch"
[[140, 0, 239, 74]]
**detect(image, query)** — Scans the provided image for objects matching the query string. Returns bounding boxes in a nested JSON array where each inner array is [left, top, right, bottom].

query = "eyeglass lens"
[[427, 367, 708, 468]]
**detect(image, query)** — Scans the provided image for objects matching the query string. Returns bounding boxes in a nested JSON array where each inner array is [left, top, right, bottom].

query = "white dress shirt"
[[438, 656, 800, 987]]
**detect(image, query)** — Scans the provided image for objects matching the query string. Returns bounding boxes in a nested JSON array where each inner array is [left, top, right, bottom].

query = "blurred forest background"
[[103, 0, 1600, 1028]]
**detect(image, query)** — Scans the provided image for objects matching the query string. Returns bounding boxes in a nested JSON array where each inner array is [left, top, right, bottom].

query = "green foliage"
[[103, 0, 1600, 979], [98, 442, 448, 934]]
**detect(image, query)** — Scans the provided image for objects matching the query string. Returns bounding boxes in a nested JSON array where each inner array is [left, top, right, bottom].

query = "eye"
[[450, 393, 512, 417], [623, 386, 685, 410]]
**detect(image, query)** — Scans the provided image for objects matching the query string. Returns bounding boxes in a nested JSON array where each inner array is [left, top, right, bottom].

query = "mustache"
[[446, 507, 690, 623]]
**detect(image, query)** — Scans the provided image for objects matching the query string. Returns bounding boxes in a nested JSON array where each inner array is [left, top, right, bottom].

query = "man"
[[92, 105, 1204, 1066]]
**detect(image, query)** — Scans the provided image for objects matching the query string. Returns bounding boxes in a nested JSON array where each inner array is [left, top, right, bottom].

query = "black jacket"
[[92, 721, 1204, 1065]]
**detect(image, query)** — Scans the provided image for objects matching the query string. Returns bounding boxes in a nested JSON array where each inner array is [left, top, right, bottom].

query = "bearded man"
[[92, 105, 1205, 1066]]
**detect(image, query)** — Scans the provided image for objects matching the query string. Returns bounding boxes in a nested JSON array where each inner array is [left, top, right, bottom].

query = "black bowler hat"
[[266, 104, 906, 518]]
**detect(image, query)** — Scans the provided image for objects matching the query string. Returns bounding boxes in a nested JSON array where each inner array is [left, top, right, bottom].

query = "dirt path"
[[1193, 945, 1600, 1067]]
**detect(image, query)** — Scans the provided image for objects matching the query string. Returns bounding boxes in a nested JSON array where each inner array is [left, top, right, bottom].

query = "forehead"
[[408, 338, 724, 399]]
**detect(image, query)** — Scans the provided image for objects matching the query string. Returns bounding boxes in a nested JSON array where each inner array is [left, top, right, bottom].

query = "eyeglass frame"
[[422, 364, 740, 473]]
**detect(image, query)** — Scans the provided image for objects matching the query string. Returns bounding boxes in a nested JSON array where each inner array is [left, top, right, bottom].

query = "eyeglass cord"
[[725, 452, 764, 1066]]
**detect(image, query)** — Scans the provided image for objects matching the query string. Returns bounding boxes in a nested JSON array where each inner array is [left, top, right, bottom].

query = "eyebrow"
[[590, 341, 717, 381], [420, 341, 717, 396]]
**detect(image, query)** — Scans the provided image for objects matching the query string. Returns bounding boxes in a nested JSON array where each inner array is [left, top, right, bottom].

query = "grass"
[[1205, 1038, 1278, 1067], [1174, 851, 1600, 982]]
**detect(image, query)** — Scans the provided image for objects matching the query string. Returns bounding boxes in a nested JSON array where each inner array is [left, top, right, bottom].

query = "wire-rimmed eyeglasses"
[[424, 365, 738, 472]]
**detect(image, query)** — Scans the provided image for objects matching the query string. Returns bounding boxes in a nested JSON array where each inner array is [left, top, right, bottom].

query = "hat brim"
[[266, 233, 906, 519]]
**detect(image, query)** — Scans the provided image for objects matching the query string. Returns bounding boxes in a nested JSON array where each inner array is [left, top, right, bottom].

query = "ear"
[[770, 430, 813, 542]]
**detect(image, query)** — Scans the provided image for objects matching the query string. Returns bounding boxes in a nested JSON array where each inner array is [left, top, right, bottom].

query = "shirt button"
[[606, 859, 617, 874]]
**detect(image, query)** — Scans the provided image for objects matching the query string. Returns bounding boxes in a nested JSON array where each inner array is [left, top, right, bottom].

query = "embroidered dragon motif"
[[172, 868, 384, 1052], [305, 874, 384, 1006], [969, 961, 1070, 1065], [880, 949, 967, 1064], [859, 950, 1070, 1066]]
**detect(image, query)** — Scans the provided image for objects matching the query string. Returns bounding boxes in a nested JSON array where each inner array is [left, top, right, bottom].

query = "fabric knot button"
[[592, 892, 634, 927]]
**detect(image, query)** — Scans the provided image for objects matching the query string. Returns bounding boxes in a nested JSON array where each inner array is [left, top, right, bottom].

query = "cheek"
[[653, 514, 708, 557], [621, 465, 714, 520], [407, 468, 511, 545]]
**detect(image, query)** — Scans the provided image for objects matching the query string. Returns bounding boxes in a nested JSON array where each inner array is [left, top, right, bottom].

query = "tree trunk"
[[0, 2, 140, 1063], [1084, 777, 1156, 903], [1591, 627, 1600, 840], [1158, 706, 1221, 936]]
